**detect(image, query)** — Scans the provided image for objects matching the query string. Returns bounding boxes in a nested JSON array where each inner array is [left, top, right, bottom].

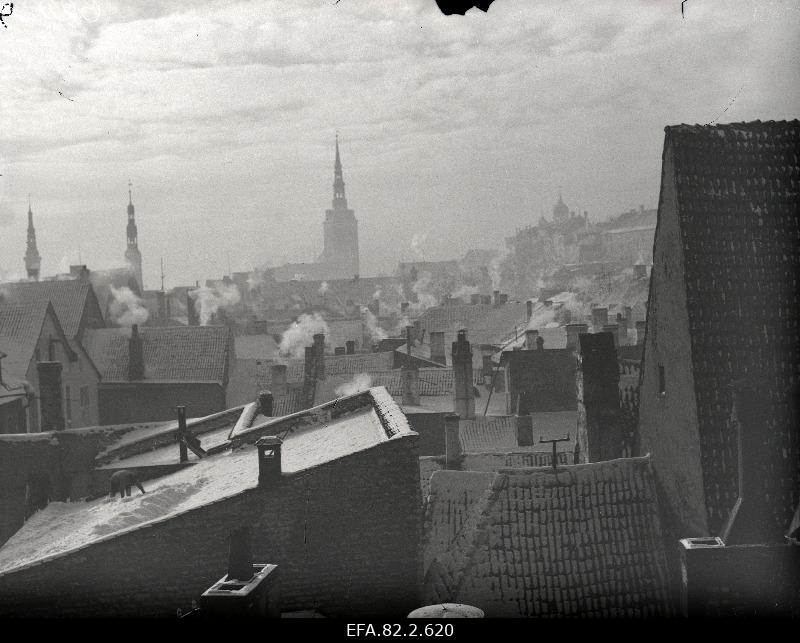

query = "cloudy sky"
[[0, 0, 798, 289]]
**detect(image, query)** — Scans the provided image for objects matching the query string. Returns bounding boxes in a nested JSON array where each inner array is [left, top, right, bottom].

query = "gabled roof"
[[423, 456, 670, 617], [0, 278, 104, 338], [84, 326, 233, 383], [0, 300, 51, 388], [662, 120, 800, 531]]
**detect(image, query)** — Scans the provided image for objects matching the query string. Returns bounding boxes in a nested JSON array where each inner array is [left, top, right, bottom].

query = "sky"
[[0, 0, 798, 290]]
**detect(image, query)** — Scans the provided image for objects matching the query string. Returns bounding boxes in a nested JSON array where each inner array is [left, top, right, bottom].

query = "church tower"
[[124, 180, 144, 291], [24, 195, 41, 280], [319, 135, 359, 279]]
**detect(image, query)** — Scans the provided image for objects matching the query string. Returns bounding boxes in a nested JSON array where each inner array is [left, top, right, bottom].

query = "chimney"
[[313, 333, 325, 380], [444, 414, 462, 468], [429, 331, 446, 365], [591, 306, 608, 330], [401, 302, 410, 314], [634, 264, 647, 279], [526, 300, 533, 320], [258, 391, 274, 417], [401, 365, 420, 406], [270, 364, 287, 397], [302, 346, 316, 407], [255, 436, 283, 487], [406, 325, 414, 355], [157, 291, 167, 324], [334, 346, 345, 355], [452, 329, 475, 419], [536, 335, 544, 351], [623, 306, 632, 327], [492, 290, 500, 306], [470, 293, 481, 305], [177, 405, 188, 463], [635, 320, 646, 345], [566, 323, 589, 350], [128, 324, 145, 380], [524, 329, 538, 350], [345, 340, 355, 355], [227, 526, 254, 582], [516, 415, 534, 446], [601, 324, 619, 349], [187, 293, 199, 326], [37, 361, 64, 431]]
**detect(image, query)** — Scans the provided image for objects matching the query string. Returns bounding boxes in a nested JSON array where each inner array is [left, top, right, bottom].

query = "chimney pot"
[[255, 436, 283, 487], [345, 340, 355, 355], [258, 391, 274, 417]]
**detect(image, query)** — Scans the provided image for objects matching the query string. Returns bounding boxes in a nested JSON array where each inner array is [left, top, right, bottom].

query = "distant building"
[[23, 196, 41, 281], [84, 325, 235, 424], [123, 181, 143, 292], [638, 120, 800, 540], [271, 136, 360, 282]]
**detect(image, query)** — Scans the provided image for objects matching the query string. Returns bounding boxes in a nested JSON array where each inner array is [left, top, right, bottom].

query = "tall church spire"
[[332, 133, 348, 210], [24, 194, 41, 280], [124, 180, 144, 291]]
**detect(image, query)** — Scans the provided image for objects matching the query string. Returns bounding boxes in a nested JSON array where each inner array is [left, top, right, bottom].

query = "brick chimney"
[[255, 436, 283, 487], [429, 331, 446, 365], [524, 329, 538, 350], [313, 333, 325, 381], [444, 414, 462, 468], [401, 365, 420, 406], [635, 321, 646, 345], [526, 300, 533, 320], [516, 415, 533, 447], [345, 340, 355, 355], [270, 364, 287, 397], [492, 290, 500, 306], [187, 293, 199, 326], [301, 346, 316, 407], [37, 361, 64, 431], [591, 306, 608, 330], [258, 391, 274, 417], [452, 329, 475, 419], [566, 323, 588, 350], [128, 324, 145, 380]]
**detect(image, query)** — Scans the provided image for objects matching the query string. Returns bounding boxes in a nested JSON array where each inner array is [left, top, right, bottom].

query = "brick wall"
[[0, 434, 422, 617], [98, 383, 227, 425]]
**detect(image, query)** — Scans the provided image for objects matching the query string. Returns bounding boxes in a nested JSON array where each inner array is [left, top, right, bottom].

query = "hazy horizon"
[[1, 0, 798, 289]]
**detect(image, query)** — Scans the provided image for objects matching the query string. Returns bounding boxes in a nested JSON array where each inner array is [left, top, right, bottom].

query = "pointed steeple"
[[24, 194, 42, 280], [332, 133, 348, 210], [124, 180, 144, 291]]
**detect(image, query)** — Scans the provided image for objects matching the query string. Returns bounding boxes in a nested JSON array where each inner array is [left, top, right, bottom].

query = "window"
[[658, 365, 666, 397]]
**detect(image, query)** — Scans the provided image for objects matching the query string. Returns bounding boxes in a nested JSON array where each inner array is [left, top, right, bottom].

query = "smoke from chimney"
[[109, 286, 149, 327]]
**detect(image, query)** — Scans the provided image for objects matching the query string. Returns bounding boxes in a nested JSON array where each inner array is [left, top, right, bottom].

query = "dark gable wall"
[[98, 383, 226, 425], [637, 141, 708, 538], [506, 349, 576, 414], [0, 434, 422, 618]]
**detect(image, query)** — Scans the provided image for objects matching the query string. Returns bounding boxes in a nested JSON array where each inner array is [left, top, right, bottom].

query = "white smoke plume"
[[334, 373, 372, 397], [411, 272, 437, 310], [451, 284, 479, 302], [190, 283, 241, 325], [410, 232, 428, 260], [319, 281, 329, 295], [488, 244, 511, 291], [278, 312, 329, 359], [361, 306, 388, 342], [109, 286, 149, 327]]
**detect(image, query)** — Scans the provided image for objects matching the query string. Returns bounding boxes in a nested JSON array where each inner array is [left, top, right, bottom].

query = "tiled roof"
[[0, 301, 50, 387], [0, 279, 100, 338], [666, 120, 800, 532], [458, 412, 576, 453], [423, 456, 670, 617], [84, 326, 232, 383]]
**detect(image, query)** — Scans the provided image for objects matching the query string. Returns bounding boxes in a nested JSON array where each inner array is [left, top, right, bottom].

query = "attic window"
[[658, 364, 666, 397]]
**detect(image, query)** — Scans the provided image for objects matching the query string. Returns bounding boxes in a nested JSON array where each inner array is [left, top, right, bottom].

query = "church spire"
[[25, 194, 42, 280], [124, 180, 144, 291], [332, 133, 347, 210]]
